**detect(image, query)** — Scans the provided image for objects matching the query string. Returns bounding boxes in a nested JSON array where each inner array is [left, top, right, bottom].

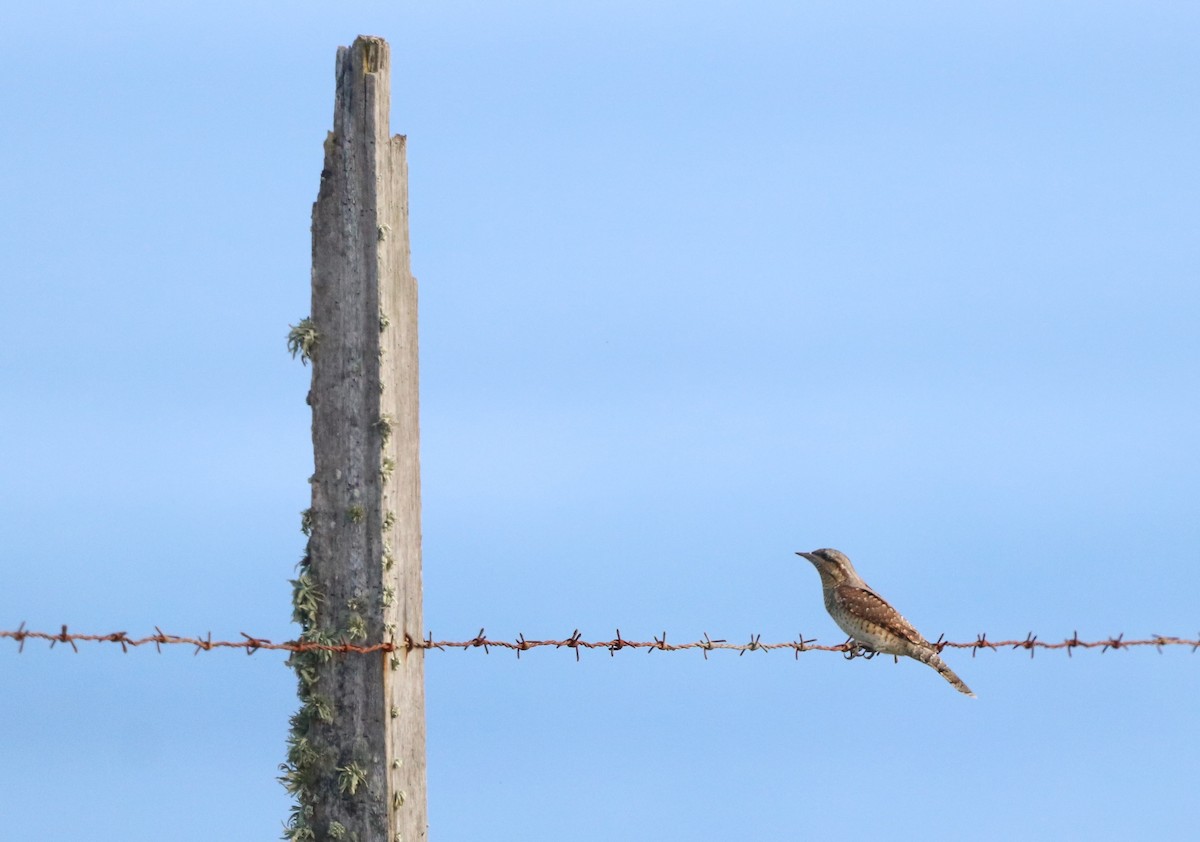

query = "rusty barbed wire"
[[2, 624, 1198, 659]]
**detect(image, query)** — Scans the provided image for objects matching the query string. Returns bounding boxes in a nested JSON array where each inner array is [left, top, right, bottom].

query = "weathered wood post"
[[283, 35, 426, 842]]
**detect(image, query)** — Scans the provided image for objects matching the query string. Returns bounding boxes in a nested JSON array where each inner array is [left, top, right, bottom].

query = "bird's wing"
[[834, 584, 927, 646]]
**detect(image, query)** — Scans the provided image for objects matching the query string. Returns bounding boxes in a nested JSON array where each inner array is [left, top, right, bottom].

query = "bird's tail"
[[918, 649, 976, 697]]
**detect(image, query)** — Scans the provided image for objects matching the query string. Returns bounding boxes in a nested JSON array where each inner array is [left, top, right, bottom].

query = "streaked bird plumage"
[[797, 548, 975, 697]]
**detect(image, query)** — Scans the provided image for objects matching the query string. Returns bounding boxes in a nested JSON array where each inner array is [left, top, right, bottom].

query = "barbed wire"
[[3, 624, 1198, 659]]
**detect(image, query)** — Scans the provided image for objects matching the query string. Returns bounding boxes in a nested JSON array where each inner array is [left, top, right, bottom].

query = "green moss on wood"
[[287, 318, 319, 365], [337, 762, 368, 796]]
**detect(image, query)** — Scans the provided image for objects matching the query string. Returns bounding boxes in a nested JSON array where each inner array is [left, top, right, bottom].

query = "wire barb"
[[1014, 632, 1039, 659], [468, 628, 488, 654], [650, 631, 668, 654], [792, 632, 816, 660], [699, 632, 726, 661], [1066, 630, 1081, 658], [425, 631, 444, 653], [932, 632, 947, 654], [564, 629, 583, 662], [608, 629, 626, 657], [739, 633, 763, 657]]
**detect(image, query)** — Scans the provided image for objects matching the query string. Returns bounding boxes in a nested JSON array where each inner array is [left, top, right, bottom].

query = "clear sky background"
[[2, 3, 1198, 840]]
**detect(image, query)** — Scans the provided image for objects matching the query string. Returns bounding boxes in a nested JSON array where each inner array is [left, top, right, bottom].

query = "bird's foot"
[[842, 638, 878, 660]]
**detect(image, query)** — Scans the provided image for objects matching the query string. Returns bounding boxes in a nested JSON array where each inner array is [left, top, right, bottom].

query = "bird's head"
[[796, 548, 859, 587]]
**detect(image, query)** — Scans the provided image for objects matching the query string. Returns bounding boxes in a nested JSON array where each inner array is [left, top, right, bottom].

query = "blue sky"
[[2, 2, 1198, 840]]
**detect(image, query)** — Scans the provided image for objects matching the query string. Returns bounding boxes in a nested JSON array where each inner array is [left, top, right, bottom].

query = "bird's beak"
[[796, 551, 817, 563]]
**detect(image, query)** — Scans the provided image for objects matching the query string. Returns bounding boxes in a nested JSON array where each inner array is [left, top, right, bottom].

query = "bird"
[[796, 548, 975, 697]]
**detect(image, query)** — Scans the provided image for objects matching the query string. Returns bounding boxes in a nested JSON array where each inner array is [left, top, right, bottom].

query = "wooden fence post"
[[284, 35, 426, 842]]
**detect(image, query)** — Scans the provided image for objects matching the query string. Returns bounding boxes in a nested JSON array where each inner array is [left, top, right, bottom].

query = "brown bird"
[[797, 548, 975, 697]]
